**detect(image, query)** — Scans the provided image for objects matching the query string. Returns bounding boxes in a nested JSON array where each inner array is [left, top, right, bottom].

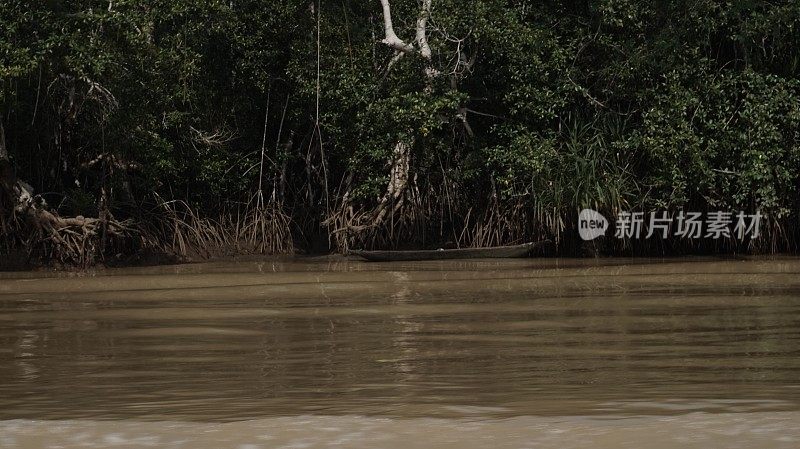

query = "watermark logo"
[[578, 208, 609, 241], [578, 209, 762, 241]]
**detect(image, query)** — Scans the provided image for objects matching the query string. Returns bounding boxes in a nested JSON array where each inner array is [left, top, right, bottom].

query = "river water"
[[1, 257, 799, 448]]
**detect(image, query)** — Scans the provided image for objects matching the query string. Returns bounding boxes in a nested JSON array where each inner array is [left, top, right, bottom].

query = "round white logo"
[[578, 209, 608, 241]]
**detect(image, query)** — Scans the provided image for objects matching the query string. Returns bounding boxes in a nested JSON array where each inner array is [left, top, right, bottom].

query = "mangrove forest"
[[2, 0, 800, 267]]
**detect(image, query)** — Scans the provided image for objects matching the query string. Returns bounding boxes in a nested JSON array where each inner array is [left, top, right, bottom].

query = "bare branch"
[[379, 0, 413, 53], [416, 0, 432, 59], [189, 125, 237, 148]]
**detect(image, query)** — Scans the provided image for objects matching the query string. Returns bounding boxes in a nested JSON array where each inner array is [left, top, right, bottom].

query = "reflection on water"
[[1, 257, 799, 447]]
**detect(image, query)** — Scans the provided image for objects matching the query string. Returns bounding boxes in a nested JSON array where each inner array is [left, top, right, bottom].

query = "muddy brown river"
[[1, 257, 799, 448]]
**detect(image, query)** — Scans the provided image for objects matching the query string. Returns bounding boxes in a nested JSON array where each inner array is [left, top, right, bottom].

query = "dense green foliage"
[[2, 0, 799, 256]]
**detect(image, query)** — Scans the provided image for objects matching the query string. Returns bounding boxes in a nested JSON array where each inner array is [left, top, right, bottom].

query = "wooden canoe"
[[351, 240, 549, 262]]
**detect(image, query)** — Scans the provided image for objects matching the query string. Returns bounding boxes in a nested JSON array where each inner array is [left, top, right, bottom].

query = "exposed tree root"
[[1, 178, 136, 267], [137, 195, 294, 262]]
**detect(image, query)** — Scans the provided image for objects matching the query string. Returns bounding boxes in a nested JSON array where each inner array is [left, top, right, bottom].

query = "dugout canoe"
[[350, 240, 550, 262]]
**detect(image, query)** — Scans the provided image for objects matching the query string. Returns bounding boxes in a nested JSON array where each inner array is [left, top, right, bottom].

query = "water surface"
[[1, 257, 799, 447]]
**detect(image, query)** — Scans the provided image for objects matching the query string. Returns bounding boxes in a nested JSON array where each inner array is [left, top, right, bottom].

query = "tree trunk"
[[373, 138, 412, 225], [0, 120, 7, 161], [0, 120, 13, 227], [370, 0, 436, 228]]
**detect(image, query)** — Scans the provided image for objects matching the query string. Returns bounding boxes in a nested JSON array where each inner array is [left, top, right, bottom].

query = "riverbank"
[[2, 242, 798, 274]]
